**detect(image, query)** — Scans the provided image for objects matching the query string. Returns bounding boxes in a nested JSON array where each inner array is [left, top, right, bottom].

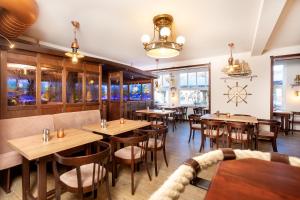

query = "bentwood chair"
[[111, 134, 151, 195], [289, 112, 300, 134], [175, 107, 185, 122], [166, 109, 177, 132], [52, 141, 111, 200], [200, 120, 223, 152], [182, 106, 188, 120], [137, 125, 168, 176], [134, 112, 146, 121], [188, 114, 202, 143], [256, 119, 280, 152], [148, 113, 165, 125], [193, 107, 203, 115], [227, 122, 250, 149]]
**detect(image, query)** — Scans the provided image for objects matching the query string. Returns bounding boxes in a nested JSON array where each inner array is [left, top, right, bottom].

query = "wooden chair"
[[256, 119, 280, 152], [182, 106, 188, 120], [175, 107, 185, 122], [111, 134, 151, 195], [148, 113, 165, 125], [193, 107, 203, 115], [289, 112, 300, 134], [166, 109, 177, 132], [227, 122, 250, 149], [233, 114, 251, 117], [52, 141, 111, 200], [136, 125, 168, 176], [188, 114, 202, 143], [134, 112, 146, 121], [200, 120, 224, 152]]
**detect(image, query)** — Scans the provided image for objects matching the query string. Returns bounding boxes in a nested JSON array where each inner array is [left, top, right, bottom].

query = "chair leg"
[[131, 162, 135, 195], [112, 159, 117, 186], [144, 153, 152, 181], [199, 135, 205, 152], [188, 129, 192, 143], [151, 152, 154, 162], [163, 147, 168, 167], [154, 150, 158, 176], [272, 139, 278, 152], [192, 130, 195, 140], [0, 168, 11, 193], [105, 174, 112, 200]]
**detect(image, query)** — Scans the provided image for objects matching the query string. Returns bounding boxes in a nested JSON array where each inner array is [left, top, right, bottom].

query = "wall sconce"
[[171, 87, 176, 97], [296, 91, 300, 97]]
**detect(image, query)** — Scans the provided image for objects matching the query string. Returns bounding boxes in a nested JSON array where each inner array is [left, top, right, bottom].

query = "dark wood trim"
[[271, 53, 300, 61], [0, 39, 156, 79], [208, 63, 211, 113], [147, 63, 210, 72]]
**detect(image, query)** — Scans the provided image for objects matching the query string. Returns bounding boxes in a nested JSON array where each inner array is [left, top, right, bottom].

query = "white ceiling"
[[24, 0, 300, 68]]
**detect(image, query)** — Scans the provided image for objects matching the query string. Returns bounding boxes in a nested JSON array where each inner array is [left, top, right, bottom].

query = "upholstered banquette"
[[0, 110, 101, 193]]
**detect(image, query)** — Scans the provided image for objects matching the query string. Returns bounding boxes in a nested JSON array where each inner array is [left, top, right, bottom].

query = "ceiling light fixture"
[[65, 21, 84, 64], [222, 42, 251, 77], [141, 14, 185, 59], [0, 33, 15, 48]]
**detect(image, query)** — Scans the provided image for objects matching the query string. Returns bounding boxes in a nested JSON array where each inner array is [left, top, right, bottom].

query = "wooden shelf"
[[220, 75, 258, 82], [291, 83, 300, 88]]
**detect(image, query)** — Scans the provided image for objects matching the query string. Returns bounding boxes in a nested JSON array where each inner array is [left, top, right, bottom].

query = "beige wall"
[[143, 45, 300, 119]]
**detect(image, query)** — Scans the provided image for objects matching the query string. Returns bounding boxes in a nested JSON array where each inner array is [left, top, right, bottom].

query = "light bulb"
[[9, 43, 15, 48], [72, 54, 78, 64], [176, 36, 185, 45], [160, 27, 171, 37], [141, 34, 150, 44]]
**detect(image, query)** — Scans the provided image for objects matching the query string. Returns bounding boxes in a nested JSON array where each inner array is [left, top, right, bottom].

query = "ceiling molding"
[[251, 0, 287, 56]]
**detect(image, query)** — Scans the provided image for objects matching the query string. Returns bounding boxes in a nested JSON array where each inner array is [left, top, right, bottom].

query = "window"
[[197, 71, 208, 86], [179, 89, 208, 105], [86, 73, 99, 103], [273, 65, 284, 110], [66, 71, 83, 103], [7, 63, 36, 106], [180, 73, 188, 86], [142, 83, 152, 100], [123, 85, 129, 101], [41, 67, 62, 104], [154, 90, 169, 104], [162, 74, 170, 87], [188, 72, 197, 86], [129, 84, 141, 100], [102, 84, 107, 100]]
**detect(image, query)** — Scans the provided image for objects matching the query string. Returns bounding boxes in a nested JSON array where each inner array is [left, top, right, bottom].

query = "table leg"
[[284, 115, 289, 135], [37, 157, 47, 200], [22, 157, 30, 200]]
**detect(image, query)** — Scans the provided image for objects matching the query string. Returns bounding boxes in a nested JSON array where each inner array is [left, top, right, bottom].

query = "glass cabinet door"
[[86, 73, 99, 103], [66, 71, 83, 103], [41, 66, 62, 104], [7, 63, 36, 106]]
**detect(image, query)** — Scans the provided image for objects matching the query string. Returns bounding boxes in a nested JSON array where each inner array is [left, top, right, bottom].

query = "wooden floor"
[[1, 122, 300, 200]]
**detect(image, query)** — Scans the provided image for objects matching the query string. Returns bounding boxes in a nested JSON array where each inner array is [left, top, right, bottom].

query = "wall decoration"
[[223, 82, 252, 106]]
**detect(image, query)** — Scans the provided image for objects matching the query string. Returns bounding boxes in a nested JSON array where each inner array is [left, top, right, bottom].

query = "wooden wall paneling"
[[83, 63, 87, 109], [62, 59, 67, 112], [120, 71, 124, 118], [99, 64, 102, 112], [0, 51, 7, 119], [36, 54, 42, 114]]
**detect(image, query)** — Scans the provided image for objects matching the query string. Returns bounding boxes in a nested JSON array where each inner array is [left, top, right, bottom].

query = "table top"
[[7, 129, 103, 161], [82, 119, 151, 136], [205, 158, 300, 200], [136, 109, 175, 115], [201, 114, 258, 124], [159, 105, 180, 109], [273, 110, 292, 115]]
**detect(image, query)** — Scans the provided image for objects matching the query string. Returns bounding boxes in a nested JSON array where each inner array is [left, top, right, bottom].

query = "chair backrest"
[[193, 107, 203, 115], [291, 112, 300, 121], [188, 114, 201, 127], [257, 119, 280, 137], [136, 125, 168, 148], [111, 134, 149, 160], [227, 122, 248, 141], [134, 112, 146, 120], [201, 120, 223, 137], [182, 106, 188, 114], [53, 141, 110, 194], [148, 113, 165, 124]]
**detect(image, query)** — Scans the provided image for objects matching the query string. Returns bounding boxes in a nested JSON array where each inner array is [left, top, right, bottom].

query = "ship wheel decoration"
[[223, 82, 252, 107]]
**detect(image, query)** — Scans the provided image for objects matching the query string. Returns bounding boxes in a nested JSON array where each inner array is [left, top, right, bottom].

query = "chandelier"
[[65, 21, 84, 64], [222, 43, 251, 77], [141, 14, 185, 59]]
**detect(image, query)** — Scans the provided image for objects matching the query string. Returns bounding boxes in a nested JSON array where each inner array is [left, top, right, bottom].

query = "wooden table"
[[159, 105, 180, 110], [82, 119, 151, 136], [205, 158, 300, 200], [201, 114, 258, 124], [273, 111, 291, 135], [8, 129, 103, 200], [136, 109, 175, 115]]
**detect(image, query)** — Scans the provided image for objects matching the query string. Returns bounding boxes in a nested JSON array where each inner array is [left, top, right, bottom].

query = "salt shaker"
[[42, 129, 50, 143]]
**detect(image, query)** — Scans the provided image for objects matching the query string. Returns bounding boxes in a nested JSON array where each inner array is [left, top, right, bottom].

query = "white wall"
[[142, 45, 300, 119]]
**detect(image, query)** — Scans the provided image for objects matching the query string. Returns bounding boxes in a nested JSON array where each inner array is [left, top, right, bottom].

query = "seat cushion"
[[140, 138, 162, 149], [204, 129, 222, 136], [230, 132, 248, 140], [114, 146, 142, 160], [192, 124, 202, 129], [258, 131, 274, 137], [60, 163, 106, 188], [0, 151, 22, 170]]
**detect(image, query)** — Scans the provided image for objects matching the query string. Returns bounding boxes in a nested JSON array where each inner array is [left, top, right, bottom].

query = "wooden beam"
[[251, 0, 287, 56]]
